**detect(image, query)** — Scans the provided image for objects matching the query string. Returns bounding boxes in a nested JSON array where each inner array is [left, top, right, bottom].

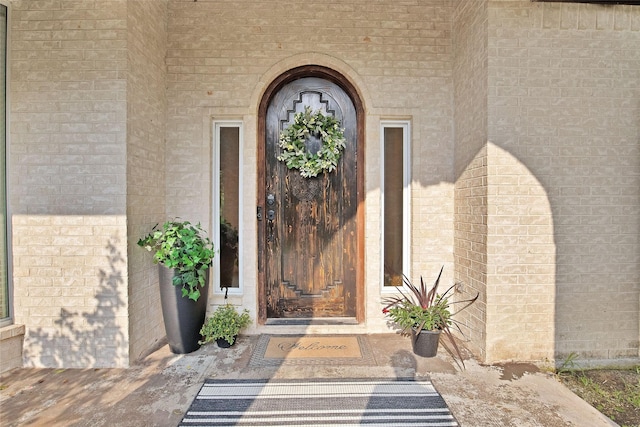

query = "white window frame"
[[0, 0, 10, 327], [380, 120, 411, 293], [212, 120, 243, 296]]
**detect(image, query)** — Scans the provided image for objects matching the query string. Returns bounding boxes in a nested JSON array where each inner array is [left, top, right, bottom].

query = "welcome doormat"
[[179, 378, 459, 426], [249, 335, 376, 366]]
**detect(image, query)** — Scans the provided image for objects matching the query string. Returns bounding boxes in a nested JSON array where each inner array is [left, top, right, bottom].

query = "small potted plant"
[[138, 220, 215, 354], [199, 304, 251, 348], [383, 266, 478, 367]]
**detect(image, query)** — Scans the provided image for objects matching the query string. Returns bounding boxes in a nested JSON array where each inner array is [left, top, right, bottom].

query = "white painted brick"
[[126, 0, 168, 363], [10, 0, 132, 368], [483, 0, 639, 363]]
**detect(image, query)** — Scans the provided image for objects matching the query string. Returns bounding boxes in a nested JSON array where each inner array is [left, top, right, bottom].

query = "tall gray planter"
[[159, 265, 209, 354]]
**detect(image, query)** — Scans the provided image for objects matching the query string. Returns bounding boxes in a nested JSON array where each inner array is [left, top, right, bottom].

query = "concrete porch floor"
[[0, 334, 617, 427]]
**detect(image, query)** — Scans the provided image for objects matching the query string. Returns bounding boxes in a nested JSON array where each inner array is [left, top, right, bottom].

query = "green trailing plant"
[[382, 266, 479, 367], [199, 304, 251, 346], [138, 220, 215, 301]]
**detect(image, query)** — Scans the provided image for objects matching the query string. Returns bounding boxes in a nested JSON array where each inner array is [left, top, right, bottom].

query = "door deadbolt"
[[266, 193, 275, 206]]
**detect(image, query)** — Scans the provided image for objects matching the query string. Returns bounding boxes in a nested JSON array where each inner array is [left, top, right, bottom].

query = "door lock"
[[266, 209, 275, 242], [265, 194, 276, 241]]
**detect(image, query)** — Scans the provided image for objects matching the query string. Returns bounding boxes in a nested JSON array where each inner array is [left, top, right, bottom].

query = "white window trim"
[[380, 120, 411, 294], [212, 120, 243, 296], [0, 0, 11, 327]]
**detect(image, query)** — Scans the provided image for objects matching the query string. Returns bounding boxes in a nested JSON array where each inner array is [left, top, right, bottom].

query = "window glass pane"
[[219, 127, 239, 289], [383, 127, 403, 287], [0, 4, 8, 320]]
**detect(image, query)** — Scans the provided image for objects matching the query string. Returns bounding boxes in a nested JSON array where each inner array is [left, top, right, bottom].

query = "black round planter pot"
[[159, 266, 209, 354], [411, 329, 442, 358], [215, 337, 236, 348]]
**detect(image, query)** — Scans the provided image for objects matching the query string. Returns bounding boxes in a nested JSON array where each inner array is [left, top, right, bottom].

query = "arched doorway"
[[257, 66, 364, 324]]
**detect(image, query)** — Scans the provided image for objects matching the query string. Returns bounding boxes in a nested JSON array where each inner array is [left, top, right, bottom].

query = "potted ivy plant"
[[138, 220, 215, 354], [382, 266, 478, 367], [199, 304, 251, 348]]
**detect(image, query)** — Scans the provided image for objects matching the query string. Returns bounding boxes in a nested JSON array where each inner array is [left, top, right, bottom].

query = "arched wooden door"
[[257, 67, 364, 323]]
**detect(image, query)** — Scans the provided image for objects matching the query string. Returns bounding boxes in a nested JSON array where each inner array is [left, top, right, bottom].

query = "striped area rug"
[[179, 378, 459, 426]]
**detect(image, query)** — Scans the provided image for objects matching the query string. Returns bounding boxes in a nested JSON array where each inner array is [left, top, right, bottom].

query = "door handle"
[[267, 209, 275, 242], [266, 194, 276, 241]]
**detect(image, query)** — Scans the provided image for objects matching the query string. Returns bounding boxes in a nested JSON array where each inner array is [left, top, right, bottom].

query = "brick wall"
[[9, 0, 169, 367], [487, 0, 639, 361], [453, 0, 639, 363], [453, 0, 489, 360], [126, 0, 167, 362], [485, 142, 556, 361], [10, 0, 130, 368]]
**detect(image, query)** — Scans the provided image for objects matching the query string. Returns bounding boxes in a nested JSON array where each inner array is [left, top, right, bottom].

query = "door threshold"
[[265, 317, 359, 326]]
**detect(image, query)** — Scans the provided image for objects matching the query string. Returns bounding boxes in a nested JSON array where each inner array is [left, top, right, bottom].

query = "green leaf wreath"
[[277, 106, 346, 178]]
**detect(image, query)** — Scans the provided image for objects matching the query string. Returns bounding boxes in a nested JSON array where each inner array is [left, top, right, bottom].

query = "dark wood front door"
[[259, 71, 361, 322]]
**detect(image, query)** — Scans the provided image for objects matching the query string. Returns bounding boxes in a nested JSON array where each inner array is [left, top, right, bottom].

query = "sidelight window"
[[0, 2, 9, 326], [381, 121, 411, 290], [212, 121, 243, 295]]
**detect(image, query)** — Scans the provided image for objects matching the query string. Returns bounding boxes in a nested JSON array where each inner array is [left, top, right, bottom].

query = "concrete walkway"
[[0, 334, 618, 427]]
